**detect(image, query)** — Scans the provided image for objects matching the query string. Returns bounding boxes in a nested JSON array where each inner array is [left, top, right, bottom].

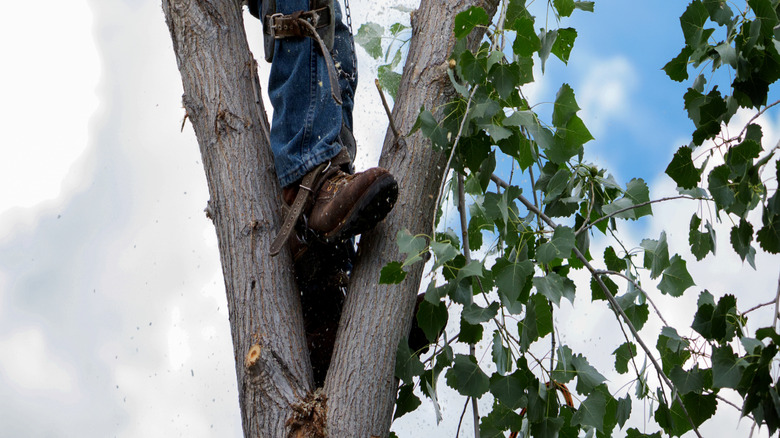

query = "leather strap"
[[270, 162, 328, 256], [264, 9, 342, 105]]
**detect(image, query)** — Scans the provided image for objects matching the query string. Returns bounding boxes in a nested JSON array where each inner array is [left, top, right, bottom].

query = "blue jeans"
[[267, 0, 357, 187]]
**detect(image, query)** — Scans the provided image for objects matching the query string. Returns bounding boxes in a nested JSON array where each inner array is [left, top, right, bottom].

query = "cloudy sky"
[[0, 0, 778, 437]]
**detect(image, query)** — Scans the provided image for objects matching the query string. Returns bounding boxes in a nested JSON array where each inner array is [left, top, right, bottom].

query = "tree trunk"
[[324, 1, 498, 435], [161, 0, 311, 435], [162, 0, 497, 436]]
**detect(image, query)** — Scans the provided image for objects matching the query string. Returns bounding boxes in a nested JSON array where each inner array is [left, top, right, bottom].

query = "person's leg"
[[263, 0, 398, 256], [267, 0, 343, 188]]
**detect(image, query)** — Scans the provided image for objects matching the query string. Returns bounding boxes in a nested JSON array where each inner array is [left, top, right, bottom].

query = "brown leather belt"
[[263, 8, 342, 105]]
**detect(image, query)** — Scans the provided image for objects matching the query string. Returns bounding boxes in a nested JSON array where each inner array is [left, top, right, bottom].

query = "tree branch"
[[577, 195, 701, 235], [491, 174, 704, 438]]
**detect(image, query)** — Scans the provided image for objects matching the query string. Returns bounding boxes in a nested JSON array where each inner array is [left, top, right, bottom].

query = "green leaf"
[[613, 342, 637, 374], [552, 345, 576, 384], [571, 389, 607, 431], [459, 316, 483, 343], [602, 178, 652, 220], [726, 139, 761, 177], [670, 365, 706, 394], [571, 354, 606, 394], [377, 64, 401, 100], [355, 22, 384, 59], [533, 272, 576, 306], [504, 110, 555, 150], [490, 366, 532, 410], [665, 146, 701, 189], [692, 292, 739, 342], [519, 293, 553, 351], [462, 302, 499, 325], [604, 246, 626, 272], [417, 108, 450, 150], [626, 429, 662, 438], [531, 417, 565, 438], [539, 28, 557, 73], [430, 240, 458, 270], [663, 46, 693, 82], [445, 354, 490, 397], [480, 402, 523, 437], [492, 331, 512, 376], [394, 384, 421, 419], [703, 0, 733, 25], [757, 210, 780, 253], [730, 218, 755, 263], [708, 164, 735, 210], [380, 261, 407, 284], [549, 115, 592, 163], [488, 62, 521, 100], [397, 229, 428, 266], [712, 345, 743, 388], [684, 87, 728, 145], [511, 16, 541, 57], [657, 326, 691, 375], [590, 275, 618, 302], [459, 49, 488, 85], [395, 337, 424, 383], [506, 0, 530, 24], [680, 0, 709, 47], [574, 1, 595, 11], [537, 226, 576, 263], [552, 83, 580, 127], [494, 259, 534, 307], [689, 214, 716, 260], [453, 6, 489, 39], [617, 395, 632, 428], [641, 231, 671, 279], [655, 392, 717, 436], [553, 0, 575, 17], [551, 28, 577, 64], [457, 259, 485, 282], [416, 299, 448, 343], [658, 254, 695, 297]]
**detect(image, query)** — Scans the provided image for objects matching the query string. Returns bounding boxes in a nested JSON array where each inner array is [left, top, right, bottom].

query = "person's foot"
[[284, 166, 398, 243]]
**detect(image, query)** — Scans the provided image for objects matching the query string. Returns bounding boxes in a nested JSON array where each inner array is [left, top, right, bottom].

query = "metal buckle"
[[268, 13, 284, 39]]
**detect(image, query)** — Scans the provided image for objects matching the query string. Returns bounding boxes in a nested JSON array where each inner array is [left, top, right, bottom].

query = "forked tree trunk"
[[161, 0, 497, 436]]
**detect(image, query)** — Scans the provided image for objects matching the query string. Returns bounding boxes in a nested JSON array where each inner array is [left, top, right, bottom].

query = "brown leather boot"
[[307, 167, 397, 241], [270, 150, 398, 256]]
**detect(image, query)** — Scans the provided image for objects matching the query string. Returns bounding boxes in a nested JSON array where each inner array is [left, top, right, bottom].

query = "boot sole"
[[321, 173, 399, 242]]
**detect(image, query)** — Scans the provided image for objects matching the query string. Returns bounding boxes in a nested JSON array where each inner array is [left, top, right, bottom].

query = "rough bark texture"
[[162, 0, 498, 436], [162, 0, 311, 435], [324, 0, 499, 436]]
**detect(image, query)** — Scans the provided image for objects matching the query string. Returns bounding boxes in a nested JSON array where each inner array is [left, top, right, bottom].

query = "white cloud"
[[0, 1, 100, 213], [577, 56, 638, 138], [0, 328, 75, 394]]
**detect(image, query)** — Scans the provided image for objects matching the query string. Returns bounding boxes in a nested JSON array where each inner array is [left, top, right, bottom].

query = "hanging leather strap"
[[264, 9, 342, 105]]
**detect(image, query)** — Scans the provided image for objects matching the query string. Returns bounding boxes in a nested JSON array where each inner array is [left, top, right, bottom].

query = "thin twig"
[[716, 393, 755, 421], [742, 298, 779, 316], [577, 195, 701, 235], [431, 85, 480, 237], [491, 174, 704, 438], [595, 270, 671, 327], [455, 397, 470, 438], [457, 174, 481, 438], [773, 269, 780, 332], [375, 79, 401, 140]]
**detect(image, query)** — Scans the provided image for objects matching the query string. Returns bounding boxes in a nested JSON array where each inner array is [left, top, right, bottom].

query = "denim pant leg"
[[268, 0, 356, 187], [332, 1, 357, 133]]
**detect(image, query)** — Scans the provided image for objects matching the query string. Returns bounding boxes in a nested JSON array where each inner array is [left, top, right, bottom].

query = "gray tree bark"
[[162, 0, 497, 437]]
